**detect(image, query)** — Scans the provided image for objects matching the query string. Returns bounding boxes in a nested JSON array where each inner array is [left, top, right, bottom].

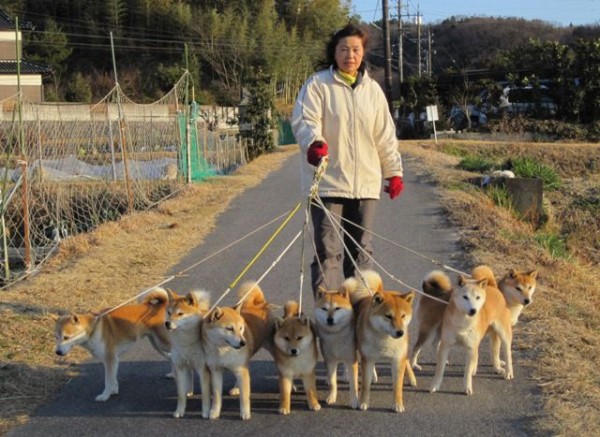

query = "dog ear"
[[402, 291, 415, 304], [477, 278, 489, 289], [458, 275, 468, 286], [71, 314, 80, 324], [372, 291, 385, 305], [299, 314, 310, 325], [509, 269, 518, 278], [274, 317, 285, 330], [208, 308, 223, 322], [315, 287, 327, 300], [185, 292, 197, 306], [528, 270, 539, 279], [166, 288, 177, 302], [337, 285, 349, 299]]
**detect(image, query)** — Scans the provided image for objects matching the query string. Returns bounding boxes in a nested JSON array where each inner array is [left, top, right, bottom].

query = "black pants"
[[310, 197, 377, 295]]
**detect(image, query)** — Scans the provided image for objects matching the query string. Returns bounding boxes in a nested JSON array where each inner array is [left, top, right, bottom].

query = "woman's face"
[[334, 36, 364, 76]]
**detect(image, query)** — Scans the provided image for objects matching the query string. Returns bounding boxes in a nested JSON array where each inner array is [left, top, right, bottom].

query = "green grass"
[[439, 144, 470, 157], [507, 157, 562, 190], [534, 232, 570, 259], [487, 185, 514, 211], [458, 155, 497, 173]]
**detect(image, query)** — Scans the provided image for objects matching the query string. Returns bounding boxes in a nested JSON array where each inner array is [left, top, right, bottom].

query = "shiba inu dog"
[[314, 284, 358, 408], [410, 270, 453, 371], [54, 288, 171, 401], [274, 300, 321, 415], [411, 266, 538, 371], [164, 288, 211, 419], [498, 268, 538, 325], [429, 268, 514, 396], [349, 270, 416, 413], [201, 281, 274, 420]]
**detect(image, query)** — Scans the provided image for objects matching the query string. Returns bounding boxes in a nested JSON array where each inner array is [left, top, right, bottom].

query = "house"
[[0, 10, 51, 102]]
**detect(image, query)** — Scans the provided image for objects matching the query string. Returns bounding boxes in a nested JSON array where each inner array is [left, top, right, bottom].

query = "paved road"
[[9, 152, 543, 436]]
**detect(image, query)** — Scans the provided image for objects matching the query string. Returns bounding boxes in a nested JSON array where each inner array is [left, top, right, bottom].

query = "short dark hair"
[[325, 23, 369, 69]]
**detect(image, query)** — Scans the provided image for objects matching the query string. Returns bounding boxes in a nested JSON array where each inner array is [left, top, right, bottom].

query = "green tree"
[[65, 72, 92, 102], [25, 18, 72, 99], [241, 68, 276, 160]]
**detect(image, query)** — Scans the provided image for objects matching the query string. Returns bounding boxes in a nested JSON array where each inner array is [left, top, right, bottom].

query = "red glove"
[[307, 141, 328, 166], [384, 176, 404, 199]]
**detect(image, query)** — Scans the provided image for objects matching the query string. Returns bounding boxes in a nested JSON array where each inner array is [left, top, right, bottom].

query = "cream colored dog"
[[164, 288, 211, 419], [314, 284, 358, 408], [429, 268, 514, 396]]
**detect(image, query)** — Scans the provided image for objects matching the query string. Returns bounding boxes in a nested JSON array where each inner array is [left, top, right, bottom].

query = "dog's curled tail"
[[471, 265, 498, 288], [283, 300, 300, 318], [189, 290, 211, 313], [346, 269, 384, 305], [237, 281, 266, 307], [422, 270, 453, 300], [139, 286, 169, 306]]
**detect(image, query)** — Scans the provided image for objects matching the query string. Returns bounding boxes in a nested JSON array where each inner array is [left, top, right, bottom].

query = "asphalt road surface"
[[9, 151, 543, 437]]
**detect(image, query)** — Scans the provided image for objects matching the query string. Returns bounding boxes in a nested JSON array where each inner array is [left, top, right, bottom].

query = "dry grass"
[[403, 139, 600, 436], [1, 139, 598, 435], [0, 145, 298, 435]]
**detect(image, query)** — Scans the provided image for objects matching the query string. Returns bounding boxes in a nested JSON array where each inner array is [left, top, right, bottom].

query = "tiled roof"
[[0, 60, 52, 75], [0, 10, 33, 31]]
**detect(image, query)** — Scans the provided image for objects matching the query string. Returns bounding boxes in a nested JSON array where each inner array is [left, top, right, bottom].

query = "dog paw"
[[504, 371, 514, 380], [326, 393, 336, 405], [95, 393, 112, 402], [412, 363, 422, 371], [279, 407, 290, 415], [240, 411, 251, 421], [309, 402, 321, 412], [429, 384, 439, 393], [349, 398, 359, 409], [392, 403, 405, 413], [494, 366, 506, 376], [209, 410, 220, 420], [229, 387, 240, 396], [173, 410, 184, 418], [465, 387, 473, 396], [359, 402, 369, 411]]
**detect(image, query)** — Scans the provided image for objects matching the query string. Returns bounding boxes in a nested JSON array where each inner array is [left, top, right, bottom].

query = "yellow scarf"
[[336, 70, 357, 86]]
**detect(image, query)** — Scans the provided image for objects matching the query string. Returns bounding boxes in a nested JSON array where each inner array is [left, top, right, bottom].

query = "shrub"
[[458, 155, 497, 173], [506, 156, 562, 190], [534, 232, 569, 259]]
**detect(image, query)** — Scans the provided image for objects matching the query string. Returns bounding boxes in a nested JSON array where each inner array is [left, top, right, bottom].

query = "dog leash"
[[310, 196, 449, 305]]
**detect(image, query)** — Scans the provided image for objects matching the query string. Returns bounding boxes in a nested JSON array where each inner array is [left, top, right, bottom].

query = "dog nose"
[[524, 298, 531, 305], [239, 340, 247, 347], [290, 348, 298, 356], [395, 330, 404, 338], [327, 317, 334, 325], [55, 350, 63, 356], [165, 321, 172, 329], [469, 309, 477, 316]]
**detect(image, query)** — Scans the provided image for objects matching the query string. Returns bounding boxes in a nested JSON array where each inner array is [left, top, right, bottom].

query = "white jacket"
[[291, 66, 403, 199]]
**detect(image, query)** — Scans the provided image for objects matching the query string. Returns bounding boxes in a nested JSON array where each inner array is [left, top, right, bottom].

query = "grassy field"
[[0, 140, 598, 435]]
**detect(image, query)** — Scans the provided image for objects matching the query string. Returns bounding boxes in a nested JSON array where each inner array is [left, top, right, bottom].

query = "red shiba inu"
[[54, 288, 171, 401], [349, 270, 416, 413], [274, 301, 321, 415], [201, 281, 274, 420]]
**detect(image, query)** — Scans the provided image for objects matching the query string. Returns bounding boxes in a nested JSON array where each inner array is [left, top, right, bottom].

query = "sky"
[[350, 0, 600, 27]]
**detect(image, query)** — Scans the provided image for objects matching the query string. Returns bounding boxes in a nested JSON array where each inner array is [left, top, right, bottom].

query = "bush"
[[505, 156, 562, 190], [457, 155, 497, 172]]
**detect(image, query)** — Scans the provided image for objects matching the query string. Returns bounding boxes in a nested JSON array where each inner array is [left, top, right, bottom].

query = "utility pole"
[[416, 7, 422, 78], [382, 0, 393, 113], [397, 0, 403, 84], [428, 27, 433, 76]]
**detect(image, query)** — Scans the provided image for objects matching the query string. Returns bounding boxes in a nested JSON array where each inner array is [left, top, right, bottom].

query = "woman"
[[291, 23, 404, 294]]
